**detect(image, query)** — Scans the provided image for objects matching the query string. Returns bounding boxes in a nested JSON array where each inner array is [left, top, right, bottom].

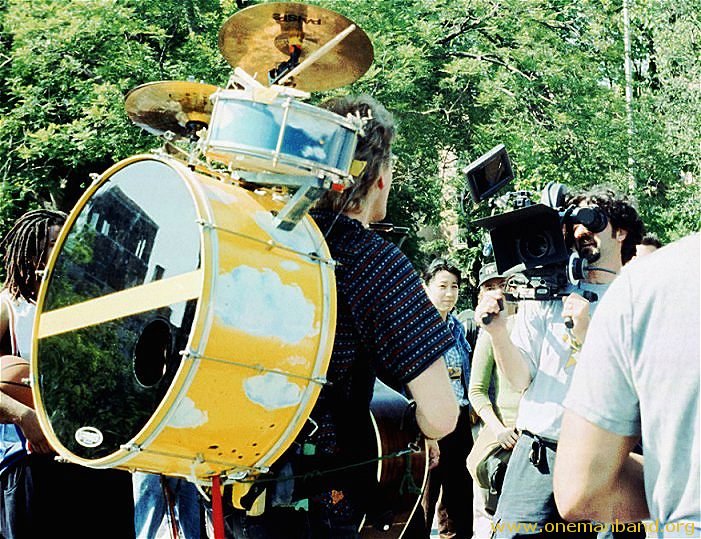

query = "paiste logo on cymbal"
[[272, 13, 322, 25]]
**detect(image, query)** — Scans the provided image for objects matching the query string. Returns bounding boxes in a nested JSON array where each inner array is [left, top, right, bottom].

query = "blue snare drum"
[[204, 90, 359, 180]]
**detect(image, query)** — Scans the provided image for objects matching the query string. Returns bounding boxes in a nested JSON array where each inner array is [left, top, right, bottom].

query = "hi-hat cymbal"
[[218, 2, 373, 92], [125, 81, 219, 138]]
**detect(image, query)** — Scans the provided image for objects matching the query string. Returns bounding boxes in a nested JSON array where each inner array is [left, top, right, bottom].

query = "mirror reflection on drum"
[[33, 155, 336, 481]]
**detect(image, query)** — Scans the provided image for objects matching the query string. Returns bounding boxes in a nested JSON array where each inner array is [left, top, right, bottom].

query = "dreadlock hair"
[[566, 187, 645, 265], [314, 94, 396, 214], [1, 209, 66, 301]]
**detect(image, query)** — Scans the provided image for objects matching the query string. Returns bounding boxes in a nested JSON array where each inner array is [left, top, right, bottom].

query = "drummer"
[[0, 209, 135, 537], [223, 95, 459, 537]]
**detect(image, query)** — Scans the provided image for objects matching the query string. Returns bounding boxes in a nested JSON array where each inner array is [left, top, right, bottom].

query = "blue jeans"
[[492, 434, 595, 539], [133, 472, 201, 538]]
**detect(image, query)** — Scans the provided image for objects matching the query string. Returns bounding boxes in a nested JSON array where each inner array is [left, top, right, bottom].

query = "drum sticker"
[[75, 426, 104, 448], [216, 266, 316, 344], [166, 396, 208, 429], [244, 372, 302, 410]]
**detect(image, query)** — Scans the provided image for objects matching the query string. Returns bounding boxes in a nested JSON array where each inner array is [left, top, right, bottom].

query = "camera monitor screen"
[[464, 144, 514, 203]]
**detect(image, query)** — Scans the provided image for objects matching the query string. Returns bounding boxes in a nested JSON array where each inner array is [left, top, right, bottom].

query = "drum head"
[[36, 158, 202, 460]]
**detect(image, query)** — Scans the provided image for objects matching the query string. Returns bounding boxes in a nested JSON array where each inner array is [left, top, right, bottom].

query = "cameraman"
[[473, 188, 644, 538]]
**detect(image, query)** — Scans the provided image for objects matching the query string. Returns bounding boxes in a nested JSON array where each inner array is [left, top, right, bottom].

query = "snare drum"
[[33, 154, 336, 482], [204, 89, 358, 179]]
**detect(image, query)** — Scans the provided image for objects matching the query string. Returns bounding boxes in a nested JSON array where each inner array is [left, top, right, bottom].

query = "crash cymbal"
[[125, 81, 219, 138], [218, 2, 373, 92]]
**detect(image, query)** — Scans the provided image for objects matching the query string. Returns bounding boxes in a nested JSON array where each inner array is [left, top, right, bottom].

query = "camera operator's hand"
[[562, 293, 591, 343], [474, 289, 507, 332]]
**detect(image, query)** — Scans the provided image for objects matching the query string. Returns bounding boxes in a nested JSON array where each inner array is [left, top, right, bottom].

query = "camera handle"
[[563, 290, 599, 329], [481, 298, 504, 326]]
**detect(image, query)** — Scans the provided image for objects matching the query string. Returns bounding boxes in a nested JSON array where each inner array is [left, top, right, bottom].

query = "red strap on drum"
[[211, 475, 225, 539]]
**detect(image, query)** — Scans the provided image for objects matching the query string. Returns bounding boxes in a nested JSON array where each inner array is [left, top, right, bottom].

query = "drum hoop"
[[212, 90, 359, 131], [33, 155, 337, 478], [205, 143, 352, 179], [32, 154, 209, 469]]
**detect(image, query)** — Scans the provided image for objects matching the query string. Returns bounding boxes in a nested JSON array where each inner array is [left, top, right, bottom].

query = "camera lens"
[[519, 232, 552, 260]]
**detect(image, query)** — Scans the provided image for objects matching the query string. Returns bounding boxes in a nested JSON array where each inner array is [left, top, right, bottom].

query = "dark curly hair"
[[314, 94, 396, 213], [566, 188, 645, 265]]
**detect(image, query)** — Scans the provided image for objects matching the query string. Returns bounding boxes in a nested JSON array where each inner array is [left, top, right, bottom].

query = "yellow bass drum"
[[32, 154, 336, 482]]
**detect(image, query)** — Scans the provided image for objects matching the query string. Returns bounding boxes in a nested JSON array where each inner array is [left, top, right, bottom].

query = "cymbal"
[[218, 2, 373, 92], [125, 81, 219, 138]]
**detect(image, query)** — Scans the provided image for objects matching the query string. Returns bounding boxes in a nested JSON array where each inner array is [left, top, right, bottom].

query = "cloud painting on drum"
[[215, 265, 316, 344], [166, 396, 209, 429], [243, 372, 302, 411]]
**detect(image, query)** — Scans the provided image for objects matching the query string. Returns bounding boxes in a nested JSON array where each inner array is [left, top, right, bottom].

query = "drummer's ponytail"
[[315, 95, 395, 214]]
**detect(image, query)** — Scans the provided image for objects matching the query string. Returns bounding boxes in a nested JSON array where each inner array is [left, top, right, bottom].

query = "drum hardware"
[[273, 185, 325, 231], [226, 67, 311, 102], [273, 23, 357, 87], [193, 218, 337, 266], [180, 350, 329, 386], [218, 2, 373, 92]]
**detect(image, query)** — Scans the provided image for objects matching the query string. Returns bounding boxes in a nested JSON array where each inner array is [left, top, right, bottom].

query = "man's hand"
[[426, 438, 440, 470], [474, 289, 507, 333], [17, 408, 54, 454], [493, 425, 519, 450], [562, 293, 591, 343]]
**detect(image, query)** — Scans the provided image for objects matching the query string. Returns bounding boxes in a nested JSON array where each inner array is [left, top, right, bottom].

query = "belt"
[[522, 430, 558, 451]]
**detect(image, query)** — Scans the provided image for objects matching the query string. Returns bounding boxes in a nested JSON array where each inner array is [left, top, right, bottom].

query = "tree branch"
[[453, 51, 535, 81]]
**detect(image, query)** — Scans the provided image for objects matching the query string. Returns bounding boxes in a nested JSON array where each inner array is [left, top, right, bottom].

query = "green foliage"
[[0, 0, 697, 271]]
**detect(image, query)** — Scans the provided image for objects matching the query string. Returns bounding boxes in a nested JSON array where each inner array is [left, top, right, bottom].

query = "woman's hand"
[[493, 425, 519, 450]]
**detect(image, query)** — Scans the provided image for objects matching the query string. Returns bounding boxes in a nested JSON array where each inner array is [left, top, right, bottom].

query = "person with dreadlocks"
[[0, 209, 135, 538], [0, 209, 65, 536], [221, 95, 459, 538]]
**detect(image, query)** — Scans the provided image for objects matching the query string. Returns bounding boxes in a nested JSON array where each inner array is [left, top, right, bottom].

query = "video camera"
[[463, 144, 608, 302]]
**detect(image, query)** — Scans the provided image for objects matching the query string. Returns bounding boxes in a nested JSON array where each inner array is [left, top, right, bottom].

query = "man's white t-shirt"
[[564, 233, 700, 526], [512, 282, 609, 441]]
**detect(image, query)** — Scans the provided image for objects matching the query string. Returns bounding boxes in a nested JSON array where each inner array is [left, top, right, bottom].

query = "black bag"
[[476, 445, 511, 515]]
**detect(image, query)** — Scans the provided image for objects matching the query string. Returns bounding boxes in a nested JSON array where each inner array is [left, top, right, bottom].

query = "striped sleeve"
[[345, 238, 454, 384]]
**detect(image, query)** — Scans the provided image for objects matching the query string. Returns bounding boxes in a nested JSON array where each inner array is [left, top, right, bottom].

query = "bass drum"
[[33, 154, 336, 482]]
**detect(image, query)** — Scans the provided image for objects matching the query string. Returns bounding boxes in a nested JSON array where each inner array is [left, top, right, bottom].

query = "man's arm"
[[554, 410, 649, 523], [406, 358, 459, 440], [474, 290, 532, 392]]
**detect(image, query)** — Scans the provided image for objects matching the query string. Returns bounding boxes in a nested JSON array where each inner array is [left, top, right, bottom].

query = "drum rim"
[[33, 156, 338, 480], [211, 89, 361, 130], [204, 143, 354, 179]]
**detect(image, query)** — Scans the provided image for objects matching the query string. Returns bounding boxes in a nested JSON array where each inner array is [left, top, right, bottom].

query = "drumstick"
[[277, 24, 356, 86]]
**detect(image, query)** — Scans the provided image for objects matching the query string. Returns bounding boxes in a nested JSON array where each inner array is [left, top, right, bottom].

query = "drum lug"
[[180, 349, 201, 360], [120, 442, 142, 453], [195, 219, 214, 231]]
